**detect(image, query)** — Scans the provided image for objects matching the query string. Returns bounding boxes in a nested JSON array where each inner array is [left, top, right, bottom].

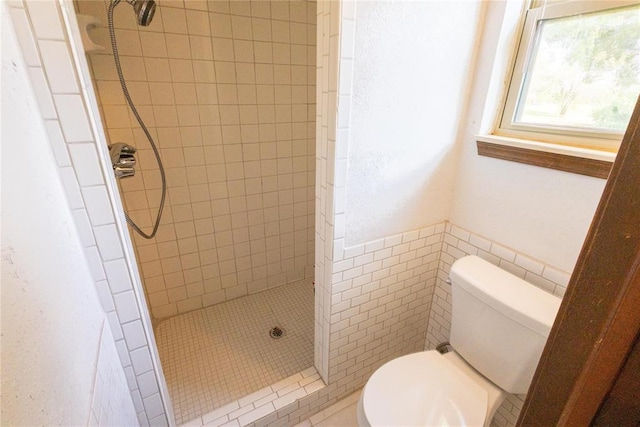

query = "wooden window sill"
[[476, 135, 615, 179]]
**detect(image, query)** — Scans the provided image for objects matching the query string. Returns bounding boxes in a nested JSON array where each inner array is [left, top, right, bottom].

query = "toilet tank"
[[449, 256, 561, 395]]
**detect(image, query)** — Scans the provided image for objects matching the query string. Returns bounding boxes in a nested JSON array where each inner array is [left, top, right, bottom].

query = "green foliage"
[[520, 5, 640, 131]]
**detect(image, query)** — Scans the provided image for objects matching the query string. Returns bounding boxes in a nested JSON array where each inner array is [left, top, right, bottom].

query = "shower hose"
[[107, 0, 167, 239]]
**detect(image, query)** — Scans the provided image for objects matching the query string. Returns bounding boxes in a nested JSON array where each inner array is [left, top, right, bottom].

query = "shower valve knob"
[[108, 142, 137, 164], [120, 145, 136, 154], [109, 143, 138, 179], [115, 154, 136, 168], [114, 166, 135, 179]]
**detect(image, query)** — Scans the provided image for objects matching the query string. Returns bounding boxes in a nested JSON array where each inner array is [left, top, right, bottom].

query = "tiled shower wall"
[[314, 0, 341, 382], [425, 223, 571, 427], [76, 0, 317, 319]]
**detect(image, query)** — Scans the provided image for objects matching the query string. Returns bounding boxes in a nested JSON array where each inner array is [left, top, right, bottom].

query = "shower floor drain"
[[269, 327, 285, 339]]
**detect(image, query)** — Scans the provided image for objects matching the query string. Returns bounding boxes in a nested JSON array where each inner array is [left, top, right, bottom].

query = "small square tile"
[[104, 258, 133, 293], [68, 143, 104, 187], [130, 346, 154, 375], [143, 393, 165, 419], [122, 320, 147, 351], [81, 185, 115, 226], [113, 290, 140, 323], [94, 224, 124, 261]]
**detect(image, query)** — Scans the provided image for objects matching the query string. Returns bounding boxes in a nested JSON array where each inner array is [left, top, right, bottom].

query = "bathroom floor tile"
[[314, 406, 359, 427], [154, 278, 314, 425], [297, 390, 361, 427]]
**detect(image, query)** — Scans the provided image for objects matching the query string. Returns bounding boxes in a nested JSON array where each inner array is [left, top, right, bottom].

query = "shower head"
[[129, 0, 156, 26]]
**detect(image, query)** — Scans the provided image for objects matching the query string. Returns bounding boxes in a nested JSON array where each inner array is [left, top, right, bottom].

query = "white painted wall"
[[448, 1, 606, 273], [343, 0, 605, 270], [1, 7, 136, 424], [345, 1, 484, 246]]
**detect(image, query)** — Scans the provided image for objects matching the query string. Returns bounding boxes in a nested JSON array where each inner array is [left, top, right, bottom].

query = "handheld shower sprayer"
[[108, 0, 166, 239], [130, 0, 156, 26], [111, 0, 156, 27]]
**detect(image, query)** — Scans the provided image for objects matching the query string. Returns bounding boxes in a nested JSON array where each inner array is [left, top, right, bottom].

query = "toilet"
[[358, 255, 561, 427]]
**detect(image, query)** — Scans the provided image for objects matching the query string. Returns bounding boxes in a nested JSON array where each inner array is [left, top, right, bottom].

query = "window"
[[497, 0, 640, 153]]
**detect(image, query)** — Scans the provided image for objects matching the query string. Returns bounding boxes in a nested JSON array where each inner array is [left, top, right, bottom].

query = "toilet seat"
[[360, 351, 490, 427]]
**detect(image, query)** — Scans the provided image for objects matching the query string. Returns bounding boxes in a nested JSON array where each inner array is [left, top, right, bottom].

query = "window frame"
[[496, 0, 639, 153]]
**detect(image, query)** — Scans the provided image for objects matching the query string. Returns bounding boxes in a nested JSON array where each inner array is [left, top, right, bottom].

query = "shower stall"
[[74, 0, 317, 422]]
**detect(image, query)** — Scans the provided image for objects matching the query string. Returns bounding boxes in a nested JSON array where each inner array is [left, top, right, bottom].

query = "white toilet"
[[358, 255, 561, 427]]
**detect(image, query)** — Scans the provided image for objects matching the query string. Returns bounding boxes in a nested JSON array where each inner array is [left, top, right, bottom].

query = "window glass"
[[515, 5, 640, 133], [497, 1, 640, 151]]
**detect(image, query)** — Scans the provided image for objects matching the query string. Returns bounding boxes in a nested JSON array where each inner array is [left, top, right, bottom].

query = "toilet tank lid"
[[450, 256, 562, 336]]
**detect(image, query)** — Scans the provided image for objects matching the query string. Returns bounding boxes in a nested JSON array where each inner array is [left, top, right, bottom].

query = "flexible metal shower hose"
[[108, 0, 166, 239]]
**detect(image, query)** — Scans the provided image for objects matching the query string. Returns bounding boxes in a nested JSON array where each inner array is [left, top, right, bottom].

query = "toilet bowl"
[[357, 256, 561, 427], [357, 350, 505, 427]]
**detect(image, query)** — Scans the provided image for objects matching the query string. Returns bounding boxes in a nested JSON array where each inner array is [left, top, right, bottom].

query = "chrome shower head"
[[130, 0, 156, 26]]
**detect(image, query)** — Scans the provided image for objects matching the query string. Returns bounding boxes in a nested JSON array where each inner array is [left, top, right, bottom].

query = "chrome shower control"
[[108, 0, 165, 239], [109, 142, 137, 179], [114, 166, 135, 179], [115, 154, 136, 168], [108, 142, 136, 163], [120, 144, 136, 154]]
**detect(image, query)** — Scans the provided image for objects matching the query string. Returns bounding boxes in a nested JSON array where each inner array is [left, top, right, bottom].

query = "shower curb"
[[180, 367, 325, 427]]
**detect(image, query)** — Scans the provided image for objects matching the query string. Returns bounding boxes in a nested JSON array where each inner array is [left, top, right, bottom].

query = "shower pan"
[[75, 0, 317, 422]]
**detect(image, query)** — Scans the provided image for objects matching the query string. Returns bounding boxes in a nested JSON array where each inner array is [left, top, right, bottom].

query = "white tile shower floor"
[[154, 278, 315, 425]]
